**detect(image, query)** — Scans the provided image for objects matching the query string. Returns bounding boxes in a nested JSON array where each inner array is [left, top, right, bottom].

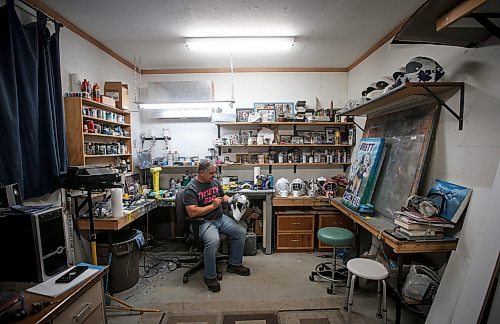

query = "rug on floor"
[[136, 297, 369, 324]]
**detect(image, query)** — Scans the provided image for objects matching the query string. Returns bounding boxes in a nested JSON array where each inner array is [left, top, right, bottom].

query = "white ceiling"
[[40, 0, 426, 70]]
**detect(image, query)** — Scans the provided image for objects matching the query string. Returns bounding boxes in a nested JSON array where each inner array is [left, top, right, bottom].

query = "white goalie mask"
[[275, 177, 290, 197], [405, 57, 445, 83], [291, 178, 305, 197], [230, 194, 249, 221]]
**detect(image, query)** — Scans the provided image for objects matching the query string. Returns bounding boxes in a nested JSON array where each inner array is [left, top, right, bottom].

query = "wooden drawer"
[[318, 213, 354, 230], [318, 213, 354, 251], [277, 214, 315, 231], [53, 280, 105, 324], [277, 233, 314, 251]]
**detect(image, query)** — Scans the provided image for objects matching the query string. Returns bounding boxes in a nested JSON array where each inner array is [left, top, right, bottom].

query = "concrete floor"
[[106, 246, 427, 324]]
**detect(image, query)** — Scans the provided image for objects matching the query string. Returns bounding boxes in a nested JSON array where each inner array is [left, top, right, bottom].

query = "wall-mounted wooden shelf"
[[341, 82, 465, 130]]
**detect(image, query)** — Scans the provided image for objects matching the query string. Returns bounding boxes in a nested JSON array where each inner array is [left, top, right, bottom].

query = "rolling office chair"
[[175, 189, 228, 283]]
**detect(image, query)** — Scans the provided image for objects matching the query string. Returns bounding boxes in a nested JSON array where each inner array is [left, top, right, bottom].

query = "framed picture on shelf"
[[296, 130, 312, 144], [312, 131, 326, 144], [256, 107, 276, 122], [236, 108, 254, 122], [292, 136, 304, 144], [254, 102, 295, 120], [325, 127, 340, 144], [124, 173, 140, 195], [280, 135, 292, 144]]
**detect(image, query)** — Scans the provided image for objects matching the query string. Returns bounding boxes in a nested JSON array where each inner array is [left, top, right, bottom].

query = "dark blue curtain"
[[0, 0, 67, 199]]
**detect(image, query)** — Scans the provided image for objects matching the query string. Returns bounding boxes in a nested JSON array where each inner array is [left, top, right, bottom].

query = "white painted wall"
[[59, 29, 138, 139], [139, 72, 349, 184], [348, 40, 500, 324], [348, 40, 500, 261]]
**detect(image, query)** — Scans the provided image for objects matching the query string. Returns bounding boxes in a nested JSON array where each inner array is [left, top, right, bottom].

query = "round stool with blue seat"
[[309, 227, 354, 294]]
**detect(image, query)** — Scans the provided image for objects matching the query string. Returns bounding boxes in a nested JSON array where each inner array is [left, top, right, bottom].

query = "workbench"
[[331, 197, 458, 324]]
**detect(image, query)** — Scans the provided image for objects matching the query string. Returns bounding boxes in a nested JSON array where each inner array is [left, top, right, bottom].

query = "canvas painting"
[[342, 137, 386, 211]]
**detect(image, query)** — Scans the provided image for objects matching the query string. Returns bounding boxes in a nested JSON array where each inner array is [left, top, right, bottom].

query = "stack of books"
[[394, 208, 454, 240], [393, 179, 473, 241]]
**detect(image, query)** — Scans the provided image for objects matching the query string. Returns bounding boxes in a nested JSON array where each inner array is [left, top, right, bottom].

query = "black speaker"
[[0, 207, 68, 282], [0, 183, 22, 208]]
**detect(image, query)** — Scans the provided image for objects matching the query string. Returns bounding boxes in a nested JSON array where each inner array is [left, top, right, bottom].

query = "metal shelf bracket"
[[423, 83, 465, 130]]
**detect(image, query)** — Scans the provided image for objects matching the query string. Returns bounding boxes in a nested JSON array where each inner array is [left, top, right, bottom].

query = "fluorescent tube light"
[[185, 37, 295, 52], [138, 101, 234, 119]]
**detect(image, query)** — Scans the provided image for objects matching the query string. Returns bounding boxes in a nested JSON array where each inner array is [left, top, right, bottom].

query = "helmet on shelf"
[[275, 177, 290, 197], [305, 179, 319, 197], [392, 67, 406, 83], [376, 76, 394, 90], [291, 178, 305, 197], [405, 57, 445, 82], [230, 194, 249, 221], [367, 89, 384, 101], [321, 179, 339, 199]]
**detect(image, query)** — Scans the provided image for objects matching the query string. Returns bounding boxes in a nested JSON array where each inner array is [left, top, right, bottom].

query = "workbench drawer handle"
[[73, 303, 92, 322], [291, 222, 301, 225], [291, 239, 300, 242]]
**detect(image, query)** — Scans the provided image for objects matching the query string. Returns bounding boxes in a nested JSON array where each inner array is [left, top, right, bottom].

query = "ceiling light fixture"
[[185, 37, 295, 52], [138, 100, 234, 119]]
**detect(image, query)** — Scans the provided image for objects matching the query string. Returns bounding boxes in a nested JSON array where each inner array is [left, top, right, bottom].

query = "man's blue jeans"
[[198, 214, 246, 280]]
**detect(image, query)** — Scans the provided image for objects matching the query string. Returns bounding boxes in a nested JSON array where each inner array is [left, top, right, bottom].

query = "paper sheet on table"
[[26, 266, 99, 297]]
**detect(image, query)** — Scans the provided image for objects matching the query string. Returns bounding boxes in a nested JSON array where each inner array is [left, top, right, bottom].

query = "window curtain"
[[0, 0, 68, 200]]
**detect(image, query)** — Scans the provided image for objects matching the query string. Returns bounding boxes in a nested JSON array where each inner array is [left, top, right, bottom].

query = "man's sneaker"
[[226, 264, 250, 276], [203, 276, 220, 292]]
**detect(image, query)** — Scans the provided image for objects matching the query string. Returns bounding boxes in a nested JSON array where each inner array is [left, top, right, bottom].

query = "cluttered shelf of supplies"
[[215, 120, 355, 172], [331, 198, 457, 253], [340, 82, 463, 119]]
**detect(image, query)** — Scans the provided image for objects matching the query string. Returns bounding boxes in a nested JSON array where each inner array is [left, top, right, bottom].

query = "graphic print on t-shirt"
[[198, 186, 220, 205]]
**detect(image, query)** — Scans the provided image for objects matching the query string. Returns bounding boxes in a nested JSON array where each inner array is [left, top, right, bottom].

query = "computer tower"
[[0, 207, 68, 282]]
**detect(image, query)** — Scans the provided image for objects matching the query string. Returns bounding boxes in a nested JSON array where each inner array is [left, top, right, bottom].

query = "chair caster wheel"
[[343, 306, 348, 311], [376, 313, 382, 319], [309, 274, 315, 281], [183, 276, 188, 283], [327, 287, 333, 294]]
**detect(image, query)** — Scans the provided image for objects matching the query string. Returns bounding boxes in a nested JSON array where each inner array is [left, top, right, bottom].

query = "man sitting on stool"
[[183, 159, 250, 292]]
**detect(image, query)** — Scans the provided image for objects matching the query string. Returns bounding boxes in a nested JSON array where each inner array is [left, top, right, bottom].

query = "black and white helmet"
[[405, 57, 444, 83], [305, 179, 319, 197], [230, 194, 249, 221], [291, 178, 305, 197]]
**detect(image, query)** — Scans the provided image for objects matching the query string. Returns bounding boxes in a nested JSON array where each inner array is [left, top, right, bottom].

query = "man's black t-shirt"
[[183, 178, 224, 220]]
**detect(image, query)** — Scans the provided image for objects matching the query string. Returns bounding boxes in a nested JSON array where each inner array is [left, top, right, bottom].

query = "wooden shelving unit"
[[64, 97, 132, 168], [215, 121, 356, 173]]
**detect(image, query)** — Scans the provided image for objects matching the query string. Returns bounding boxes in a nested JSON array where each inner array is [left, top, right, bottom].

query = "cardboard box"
[[254, 219, 263, 235], [104, 82, 128, 110], [100, 95, 115, 107]]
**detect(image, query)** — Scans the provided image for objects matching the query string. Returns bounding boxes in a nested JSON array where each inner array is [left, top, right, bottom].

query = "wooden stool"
[[344, 258, 389, 324], [309, 227, 354, 294]]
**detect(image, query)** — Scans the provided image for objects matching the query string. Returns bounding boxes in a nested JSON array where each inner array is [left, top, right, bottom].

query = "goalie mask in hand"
[[230, 194, 249, 221]]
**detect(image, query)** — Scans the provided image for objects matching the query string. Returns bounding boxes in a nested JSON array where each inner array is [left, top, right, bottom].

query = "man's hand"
[[212, 197, 223, 208]]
